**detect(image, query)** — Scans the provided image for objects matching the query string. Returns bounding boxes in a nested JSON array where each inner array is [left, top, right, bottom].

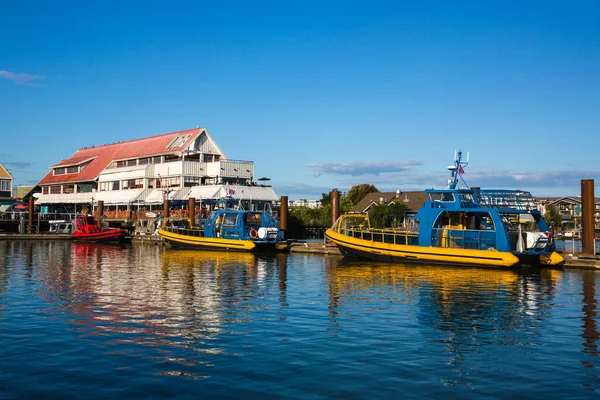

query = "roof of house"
[[37, 127, 218, 186], [15, 185, 35, 199], [351, 191, 427, 213], [0, 163, 13, 179]]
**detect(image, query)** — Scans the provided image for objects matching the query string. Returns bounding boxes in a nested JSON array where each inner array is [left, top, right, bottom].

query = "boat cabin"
[[414, 188, 551, 254]]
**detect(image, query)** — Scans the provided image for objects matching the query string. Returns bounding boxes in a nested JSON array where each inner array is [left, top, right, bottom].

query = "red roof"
[[38, 128, 202, 185]]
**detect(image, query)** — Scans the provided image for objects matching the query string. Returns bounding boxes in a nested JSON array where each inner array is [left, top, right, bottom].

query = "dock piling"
[[279, 196, 288, 239], [581, 179, 595, 255]]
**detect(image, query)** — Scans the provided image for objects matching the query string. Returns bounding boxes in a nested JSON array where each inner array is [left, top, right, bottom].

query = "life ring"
[[249, 228, 258, 239]]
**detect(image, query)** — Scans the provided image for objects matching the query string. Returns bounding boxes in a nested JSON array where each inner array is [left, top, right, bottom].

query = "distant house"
[[537, 196, 600, 230], [0, 162, 14, 207], [36, 127, 279, 220], [351, 190, 427, 215]]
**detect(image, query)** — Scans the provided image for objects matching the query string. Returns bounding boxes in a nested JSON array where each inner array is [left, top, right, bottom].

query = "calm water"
[[1, 241, 600, 399]]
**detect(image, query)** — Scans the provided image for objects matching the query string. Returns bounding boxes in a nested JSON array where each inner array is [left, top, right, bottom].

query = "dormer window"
[[167, 134, 191, 149]]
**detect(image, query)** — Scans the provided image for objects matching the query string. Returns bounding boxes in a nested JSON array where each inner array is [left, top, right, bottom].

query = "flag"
[[227, 188, 236, 195], [458, 165, 465, 175]]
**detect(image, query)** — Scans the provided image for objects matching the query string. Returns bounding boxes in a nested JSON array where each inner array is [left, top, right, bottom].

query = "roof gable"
[[0, 163, 13, 179]]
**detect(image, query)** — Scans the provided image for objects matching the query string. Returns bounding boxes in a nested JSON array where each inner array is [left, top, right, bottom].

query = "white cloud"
[[0, 70, 43, 85], [305, 160, 422, 177]]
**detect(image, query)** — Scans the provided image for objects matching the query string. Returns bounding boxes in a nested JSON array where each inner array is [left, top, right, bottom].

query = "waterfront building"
[[0, 163, 14, 209], [36, 127, 279, 223]]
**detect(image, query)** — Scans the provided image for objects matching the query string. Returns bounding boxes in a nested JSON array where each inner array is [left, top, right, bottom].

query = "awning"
[[219, 185, 279, 201], [186, 186, 221, 200], [144, 189, 180, 204], [94, 189, 145, 204], [36, 193, 95, 204]]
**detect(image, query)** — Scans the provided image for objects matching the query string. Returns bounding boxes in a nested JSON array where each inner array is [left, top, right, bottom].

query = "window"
[[157, 176, 180, 188], [184, 176, 200, 187], [67, 166, 79, 174], [122, 179, 143, 189], [223, 214, 237, 226], [153, 156, 162, 164], [0, 180, 9, 191], [50, 185, 61, 194], [42, 186, 49, 194], [54, 167, 66, 175], [78, 183, 94, 193], [63, 185, 75, 194], [139, 158, 150, 165], [245, 213, 262, 227], [127, 160, 137, 167], [116, 161, 125, 168], [112, 181, 120, 190], [430, 192, 455, 202]]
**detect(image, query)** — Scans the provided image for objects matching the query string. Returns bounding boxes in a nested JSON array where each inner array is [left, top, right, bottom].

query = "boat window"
[[223, 214, 237, 226], [245, 213, 262, 227], [429, 192, 455, 202]]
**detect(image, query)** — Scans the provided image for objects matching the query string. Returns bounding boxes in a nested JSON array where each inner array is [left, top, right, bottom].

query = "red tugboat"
[[72, 215, 129, 243]]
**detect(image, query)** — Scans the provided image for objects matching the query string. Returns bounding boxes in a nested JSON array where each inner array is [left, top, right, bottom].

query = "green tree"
[[346, 184, 379, 207], [544, 204, 562, 231], [368, 202, 408, 229]]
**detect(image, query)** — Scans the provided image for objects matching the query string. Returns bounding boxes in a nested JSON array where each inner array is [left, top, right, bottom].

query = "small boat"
[[73, 214, 129, 243], [158, 204, 285, 252], [326, 151, 564, 268]]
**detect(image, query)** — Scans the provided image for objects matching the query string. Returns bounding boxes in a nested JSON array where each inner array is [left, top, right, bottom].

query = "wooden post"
[[581, 179, 595, 255], [188, 197, 196, 228], [163, 199, 170, 219], [279, 196, 288, 239], [27, 196, 35, 233], [331, 189, 340, 225], [97, 200, 104, 229]]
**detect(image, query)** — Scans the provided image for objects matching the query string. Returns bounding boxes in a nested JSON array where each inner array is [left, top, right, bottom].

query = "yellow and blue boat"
[[159, 201, 284, 252], [326, 151, 564, 268]]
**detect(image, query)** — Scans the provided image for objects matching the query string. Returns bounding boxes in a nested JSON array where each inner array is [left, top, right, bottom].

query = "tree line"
[[284, 184, 409, 238]]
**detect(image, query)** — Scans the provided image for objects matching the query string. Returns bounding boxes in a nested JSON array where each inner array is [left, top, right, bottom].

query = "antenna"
[[448, 150, 470, 190]]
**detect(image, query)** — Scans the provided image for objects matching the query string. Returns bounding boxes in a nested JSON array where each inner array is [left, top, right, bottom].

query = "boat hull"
[[158, 228, 278, 252], [326, 229, 521, 268], [72, 230, 128, 243]]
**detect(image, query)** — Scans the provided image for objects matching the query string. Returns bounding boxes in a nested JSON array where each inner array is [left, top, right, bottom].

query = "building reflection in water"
[[31, 242, 285, 378]]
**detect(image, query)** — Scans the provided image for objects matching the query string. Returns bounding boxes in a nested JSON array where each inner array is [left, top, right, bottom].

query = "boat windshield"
[[340, 214, 370, 230], [429, 192, 455, 202]]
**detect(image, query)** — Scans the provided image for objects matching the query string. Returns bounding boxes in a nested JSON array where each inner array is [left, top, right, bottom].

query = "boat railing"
[[475, 190, 538, 211], [431, 228, 497, 250], [339, 226, 419, 246]]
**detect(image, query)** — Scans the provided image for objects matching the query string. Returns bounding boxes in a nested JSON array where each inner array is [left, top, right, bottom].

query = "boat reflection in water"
[[323, 259, 567, 385]]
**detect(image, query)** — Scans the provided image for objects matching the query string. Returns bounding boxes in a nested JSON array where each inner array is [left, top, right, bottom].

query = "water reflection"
[[2, 240, 600, 395], [581, 271, 600, 391], [325, 260, 563, 386]]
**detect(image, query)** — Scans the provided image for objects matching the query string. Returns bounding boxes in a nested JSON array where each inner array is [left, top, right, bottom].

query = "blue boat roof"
[[423, 188, 539, 213]]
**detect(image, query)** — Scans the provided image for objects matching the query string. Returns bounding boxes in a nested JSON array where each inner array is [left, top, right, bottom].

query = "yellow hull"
[[326, 228, 520, 267], [158, 228, 256, 251]]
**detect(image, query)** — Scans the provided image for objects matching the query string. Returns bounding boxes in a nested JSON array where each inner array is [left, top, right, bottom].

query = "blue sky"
[[1, 0, 599, 200]]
